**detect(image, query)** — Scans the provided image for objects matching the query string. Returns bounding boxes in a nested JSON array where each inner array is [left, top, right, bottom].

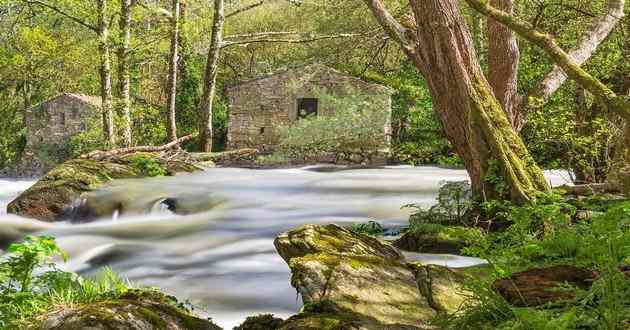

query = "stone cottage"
[[225, 64, 393, 151], [19, 93, 101, 175]]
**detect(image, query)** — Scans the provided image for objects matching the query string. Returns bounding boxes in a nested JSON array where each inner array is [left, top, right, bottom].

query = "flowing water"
[[0, 166, 572, 328]]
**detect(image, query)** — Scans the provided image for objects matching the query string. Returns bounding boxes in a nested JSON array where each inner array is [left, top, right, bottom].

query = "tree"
[[165, 0, 181, 142], [118, 0, 133, 147], [96, 0, 115, 147], [487, 0, 625, 131], [23, 0, 117, 148], [363, 0, 549, 203], [198, 0, 224, 152]]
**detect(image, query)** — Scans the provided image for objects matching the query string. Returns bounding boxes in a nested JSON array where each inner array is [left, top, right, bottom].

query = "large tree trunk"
[[364, 0, 550, 202], [118, 0, 133, 147], [487, 0, 522, 130], [97, 0, 115, 148], [166, 0, 181, 142], [198, 0, 225, 152]]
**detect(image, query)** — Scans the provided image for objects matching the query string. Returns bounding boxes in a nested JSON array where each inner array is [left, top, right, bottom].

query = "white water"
[[0, 167, 571, 328]]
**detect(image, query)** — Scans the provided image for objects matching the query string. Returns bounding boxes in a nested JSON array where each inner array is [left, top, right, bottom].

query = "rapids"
[[0, 166, 572, 328]]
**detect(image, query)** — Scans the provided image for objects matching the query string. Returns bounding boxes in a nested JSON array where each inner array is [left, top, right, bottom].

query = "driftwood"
[[81, 134, 197, 161], [558, 183, 622, 196]]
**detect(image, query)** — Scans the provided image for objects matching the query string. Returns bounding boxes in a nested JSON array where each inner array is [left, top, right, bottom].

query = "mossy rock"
[[31, 290, 221, 330], [409, 263, 491, 314], [234, 314, 284, 330], [279, 301, 423, 330], [288, 252, 434, 327], [393, 226, 479, 254], [7, 154, 201, 222], [7, 159, 140, 221], [274, 224, 403, 263]]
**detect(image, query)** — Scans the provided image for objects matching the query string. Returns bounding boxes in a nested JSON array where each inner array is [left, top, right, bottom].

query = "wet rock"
[[410, 263, 489, 313], [493, 265, 598, 307], [7, 159, 139, 221], [393, 226, 476, 254], [7, 154, 201, 222], [192, 149, 261, 167], [274, 224, 403, 262], [279, 301, 423, 330], [31, 290, 220, 330], [275, 224, 433, 329], [234, 314, 284, 330]]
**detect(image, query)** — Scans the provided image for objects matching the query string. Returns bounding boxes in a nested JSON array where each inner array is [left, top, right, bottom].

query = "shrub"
[[404, 181, 473, 228], [350, 221, 384, 236], [0, 236, 131, 328], [277, 88, 390, 164]]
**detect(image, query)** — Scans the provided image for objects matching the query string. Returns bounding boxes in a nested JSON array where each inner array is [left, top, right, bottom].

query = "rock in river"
[[274, 224, 477, 329]]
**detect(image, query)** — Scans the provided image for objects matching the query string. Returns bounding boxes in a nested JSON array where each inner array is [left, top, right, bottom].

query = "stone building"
[[19, 93, 101, 175], [225, 64, 393, 151]]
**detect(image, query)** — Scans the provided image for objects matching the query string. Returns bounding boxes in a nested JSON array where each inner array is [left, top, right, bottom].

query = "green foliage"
[[277, 88, 390, 163], [350, 221, 384, 237], [0, 236, 132, 328], [405, 181, 474, 228], [124, 153, 167, 177], [442, 199, 630, 329]]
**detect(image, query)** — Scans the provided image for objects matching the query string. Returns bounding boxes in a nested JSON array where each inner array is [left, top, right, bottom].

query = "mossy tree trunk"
[[97, 0, 116, 148], [364, 0, 550, 203], [117, 0, 133, 147], [166, 0, 181, 143]]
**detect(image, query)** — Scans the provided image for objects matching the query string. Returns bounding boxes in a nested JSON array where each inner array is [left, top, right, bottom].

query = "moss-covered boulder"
[[274, 224, 403, 262], [32, 290, 220, 330], [274, 224, 437, 329], [393, 226, 478, 254], [192, 149, 260, 167], [7, 153, 201, 222], [410, 263, 490, 314], [234, 314, 284, 330], [279, 301, 421, 330]]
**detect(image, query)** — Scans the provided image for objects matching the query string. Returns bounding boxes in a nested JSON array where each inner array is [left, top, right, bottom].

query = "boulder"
[[274, 224, 404, 262], [192, 149, 260, 167], [493, 265, 598, 307], [410, 263, 489, 313], [274, 224, 434, 329], [31, 290, 220, 330], [234, 314, 284, 330], [7, 154, 200, 222], [393, 226, 476, 254]]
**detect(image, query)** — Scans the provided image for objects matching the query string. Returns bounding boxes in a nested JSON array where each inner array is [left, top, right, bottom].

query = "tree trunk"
[[97, 0, 115, 148], [166, 0, 181, 142], [487, 0, 522, 130], [118, 0, 133, 147], [364, 0, 550, 202], [198, 0, 225, 152]]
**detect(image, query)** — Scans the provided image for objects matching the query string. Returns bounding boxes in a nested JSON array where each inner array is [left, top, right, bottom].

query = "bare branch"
[[81, 134, 197, 161], [361, 0, 410, 51], [530, 0, 625, 104], [23, 0, 97, 32], [220, 32, 363, 49], [465, 0, 629, 120], [226, 0, 265, 18]]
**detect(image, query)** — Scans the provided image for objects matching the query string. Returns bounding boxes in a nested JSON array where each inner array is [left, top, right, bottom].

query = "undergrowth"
[[0, 236, 132, 328]]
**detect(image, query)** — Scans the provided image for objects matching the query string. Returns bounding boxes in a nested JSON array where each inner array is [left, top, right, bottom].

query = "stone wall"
[[226, 64, 392, 151], [18, 93, 100, 175]]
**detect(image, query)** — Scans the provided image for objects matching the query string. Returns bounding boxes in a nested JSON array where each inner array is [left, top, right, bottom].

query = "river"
[[0, 166, 572, 328]]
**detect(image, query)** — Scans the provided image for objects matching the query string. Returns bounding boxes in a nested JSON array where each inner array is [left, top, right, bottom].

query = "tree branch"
[[23, 0, 97, 32], [226, 0, 265, 18], [81, 133, 197, 161], [465, 0, 629, 120], [361, 0, 411, 51], [221, 32, 362, 49], [529, 0, 625, 105]]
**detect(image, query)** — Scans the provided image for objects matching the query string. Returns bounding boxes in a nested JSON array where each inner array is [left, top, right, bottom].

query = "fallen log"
[[558, 183, 622, 196], [80, 134, 197, 161]]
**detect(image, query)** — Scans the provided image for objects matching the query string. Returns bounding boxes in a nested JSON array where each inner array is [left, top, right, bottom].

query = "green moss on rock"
[[31, 290, 220, 330], [7, 153, 201, 222]]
